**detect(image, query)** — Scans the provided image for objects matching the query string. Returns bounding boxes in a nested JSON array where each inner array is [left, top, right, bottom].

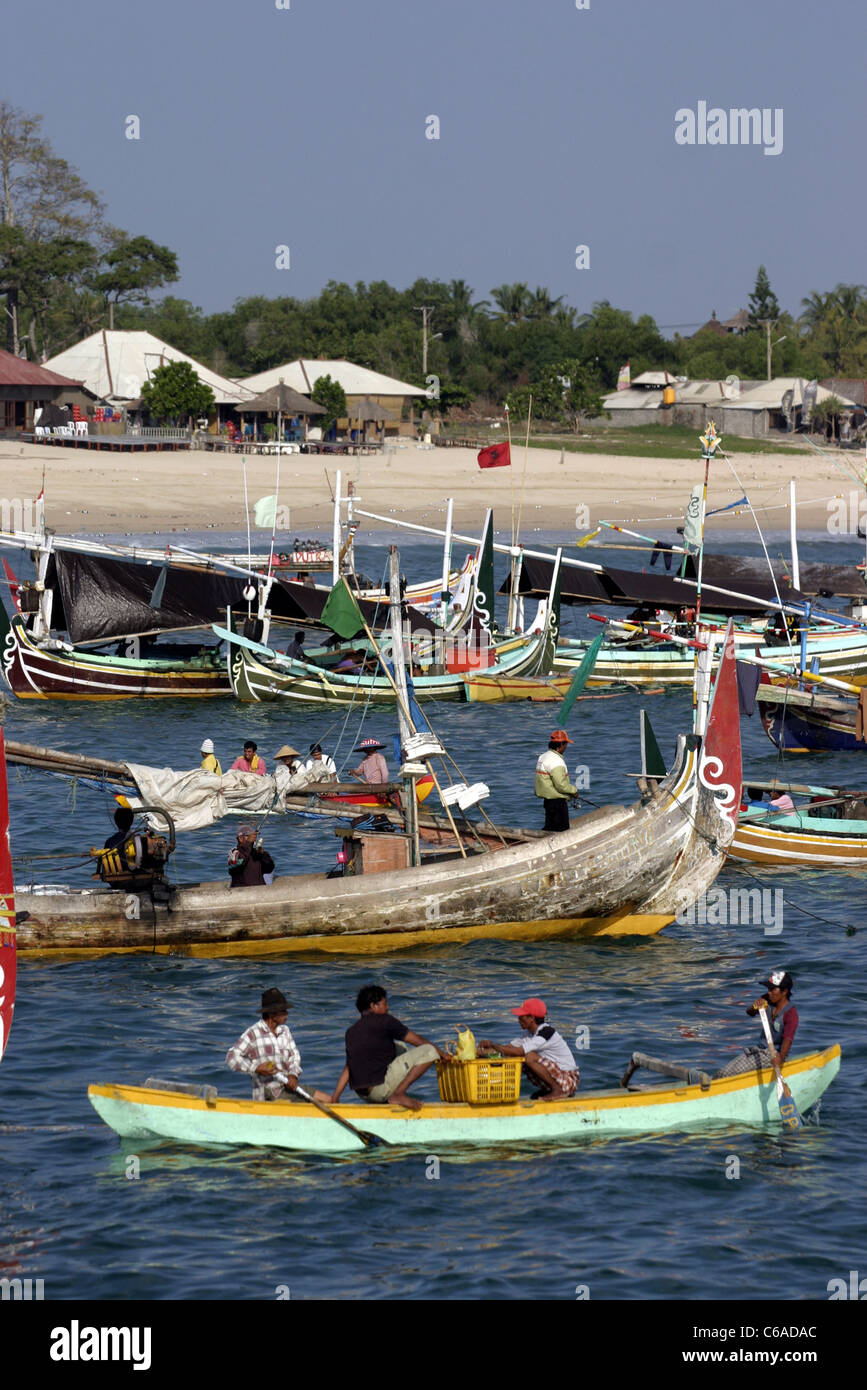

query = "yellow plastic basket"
[[436, 1056, 522, 1104]]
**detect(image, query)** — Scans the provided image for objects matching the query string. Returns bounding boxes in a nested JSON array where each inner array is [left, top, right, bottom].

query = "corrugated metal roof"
[[42, 331, 255, 405], [602, 389, 664, 408], [241, 358, 426, 397], [0, 347, 82, 388], [734, 378, 857, 410]]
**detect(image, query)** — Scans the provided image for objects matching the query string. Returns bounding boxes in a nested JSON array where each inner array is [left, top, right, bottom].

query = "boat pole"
[[789, 479, 800, 591], [332, 469, 342, 586], [388, 547, 421, 867], [440, 497, 453, 628]]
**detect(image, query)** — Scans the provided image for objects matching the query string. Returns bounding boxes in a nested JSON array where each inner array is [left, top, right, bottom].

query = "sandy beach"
[[0, 437, 858, 538]]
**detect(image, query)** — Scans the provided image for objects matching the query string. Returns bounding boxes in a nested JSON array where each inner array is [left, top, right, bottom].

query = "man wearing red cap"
[[534, 729, 578, 832], [479, 999, 580, 1100]]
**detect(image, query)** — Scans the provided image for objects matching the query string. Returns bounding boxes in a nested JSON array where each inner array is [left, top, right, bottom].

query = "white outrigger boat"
[[88, 1045, 841, 1153]]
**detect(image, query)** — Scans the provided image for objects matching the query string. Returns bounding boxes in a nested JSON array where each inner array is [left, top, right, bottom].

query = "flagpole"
[[515, 394, 533, 546], [505, 403, 515, 548], [692, 421, 719, 730]]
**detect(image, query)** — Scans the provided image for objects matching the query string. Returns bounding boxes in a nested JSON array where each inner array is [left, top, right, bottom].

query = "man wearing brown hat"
[[534, 729, 578, 832], [226, 988, 302, 1100]]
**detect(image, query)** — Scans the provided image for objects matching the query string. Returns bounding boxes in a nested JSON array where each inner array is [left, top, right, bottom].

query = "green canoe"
[[88, 1044, 840, 1154]]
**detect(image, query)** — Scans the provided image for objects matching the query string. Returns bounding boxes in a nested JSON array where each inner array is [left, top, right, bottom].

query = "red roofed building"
[[0, 349, 89, 435]]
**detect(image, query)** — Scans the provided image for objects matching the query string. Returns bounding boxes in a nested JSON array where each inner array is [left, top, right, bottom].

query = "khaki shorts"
[[365, 1043, 439, 1102]]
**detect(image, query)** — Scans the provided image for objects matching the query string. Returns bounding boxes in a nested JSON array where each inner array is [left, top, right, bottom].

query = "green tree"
[[311, 373, 347, 436], [747, 265, 781, 327], [526, 286, 564, 320], [489, 282, 531, 325], [506, 359, 604, 429], [91, 234, 179, 328], [139, 360, 215, 425], [0, 100, 104, 353]]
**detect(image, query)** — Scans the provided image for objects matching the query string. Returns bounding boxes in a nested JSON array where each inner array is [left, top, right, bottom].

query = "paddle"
[[294, 1085, 388, 1149], [758, 1007, 803, 1131]]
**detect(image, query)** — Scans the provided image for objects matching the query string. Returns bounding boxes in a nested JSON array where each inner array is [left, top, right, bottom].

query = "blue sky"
[[6, 0, 863, 325]]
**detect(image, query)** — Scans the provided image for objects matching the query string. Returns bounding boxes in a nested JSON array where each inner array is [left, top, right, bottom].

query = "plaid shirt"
[[225, 1018, 302, 1100]]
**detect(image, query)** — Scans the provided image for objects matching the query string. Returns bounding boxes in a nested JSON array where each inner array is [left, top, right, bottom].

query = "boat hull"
[[1, 614, 229, 700], [730, 813, 867, 867], [87, 1045, 841, 1152]]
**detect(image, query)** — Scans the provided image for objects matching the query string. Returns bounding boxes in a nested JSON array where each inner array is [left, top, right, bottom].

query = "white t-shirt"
[[304, 755, 337, 779], [511, 1025, 576, 1070]]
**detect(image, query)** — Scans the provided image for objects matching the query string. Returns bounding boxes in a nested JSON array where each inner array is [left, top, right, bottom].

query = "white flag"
[[253, 495, 278, 528], [682, 483, 705, 550]]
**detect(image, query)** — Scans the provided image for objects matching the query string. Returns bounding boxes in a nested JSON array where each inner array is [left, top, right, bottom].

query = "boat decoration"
[[0, 730, 16, 1063]]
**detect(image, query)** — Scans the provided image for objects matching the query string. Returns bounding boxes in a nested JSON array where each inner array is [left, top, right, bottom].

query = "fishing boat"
[[0, 731, 16, 1062], [87, 1044, 840, 1153], [11, 614, 742, 957], [753, 681, 867, 754], [730, 779, 867, 868]]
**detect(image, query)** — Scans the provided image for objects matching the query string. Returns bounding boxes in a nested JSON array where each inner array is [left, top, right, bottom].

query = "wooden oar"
[[758, 1008, 803, 1131], [294, 1085, 389, 1149]]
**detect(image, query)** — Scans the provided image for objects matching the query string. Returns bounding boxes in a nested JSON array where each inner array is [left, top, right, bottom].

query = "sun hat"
[[356, 737, 386, 751], [274, 745, 300, 759], [510, 997, 547, 1018], [261, 987, 290, 1015], [201, 738, 214, 753]]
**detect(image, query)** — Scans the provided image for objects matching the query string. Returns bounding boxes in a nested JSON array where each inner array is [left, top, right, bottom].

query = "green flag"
[[321, 577, 364, 639], [640, 709, 666, 778], [557, 632, 603, 722], [253, 494, 278, 528]]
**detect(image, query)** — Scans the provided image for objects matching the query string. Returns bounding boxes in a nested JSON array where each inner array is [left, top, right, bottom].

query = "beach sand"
[[0, 437, 857, 538]]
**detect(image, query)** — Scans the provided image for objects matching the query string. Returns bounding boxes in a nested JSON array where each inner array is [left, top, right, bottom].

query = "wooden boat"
[[754, 681, 867, 753], [11, 626, 742, 957], [1, 611, 230, 700], [87, 1045, 840, 1152], [0, 731, 16, 1062], [224, 625, 550, 705], [730, 779, 867, 868], [463, 672, 574, 703], [555, 626, 867, 689]]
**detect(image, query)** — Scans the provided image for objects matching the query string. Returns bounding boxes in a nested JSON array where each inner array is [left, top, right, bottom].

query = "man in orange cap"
[[534, 729, 578, 832], [478, 998, 580, 1100]]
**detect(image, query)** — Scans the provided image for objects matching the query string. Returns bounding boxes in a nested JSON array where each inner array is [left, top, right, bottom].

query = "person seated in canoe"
[[713, 970, 798, 1078], [331, 985, 449, 1112], [226, 987, 327, 1103], [231, 740, 266, 775], [350, 737, 389, 785], [334, 649, 365, 674], [228, 825, 275, 888], [200, 738, 222, 775], [286, 630, 307, 662], [304, 743, 337, 780], [535, 729, 578, 833], [769, 790, 795, 813], [478, 998, 580, 1100]]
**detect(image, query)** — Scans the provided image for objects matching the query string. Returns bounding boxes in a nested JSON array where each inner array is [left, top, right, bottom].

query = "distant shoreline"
[[0, 439, 858, 538]]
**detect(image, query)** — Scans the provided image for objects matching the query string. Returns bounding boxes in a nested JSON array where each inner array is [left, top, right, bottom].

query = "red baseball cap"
[[550, 729, 573, 744], [510, 997, 547, 1018]]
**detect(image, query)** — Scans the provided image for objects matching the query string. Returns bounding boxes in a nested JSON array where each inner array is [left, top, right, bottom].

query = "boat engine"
[[90, 807, 176, 892]]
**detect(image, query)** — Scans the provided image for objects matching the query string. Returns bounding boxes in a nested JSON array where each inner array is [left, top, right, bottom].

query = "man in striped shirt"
[[226, 988, 302, 1101]]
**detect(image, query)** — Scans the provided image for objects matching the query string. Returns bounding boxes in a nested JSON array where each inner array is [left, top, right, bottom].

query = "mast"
[[440, 496, 454, 627], [789, 478, 801, 592], [332, 469, 342, 586], [692, 420, 721, 731], [388, 546, 420, 866]]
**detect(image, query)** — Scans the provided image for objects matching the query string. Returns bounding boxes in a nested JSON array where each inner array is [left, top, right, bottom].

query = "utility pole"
[[758, 318, 775, 381], [414, 304, 435, 376]]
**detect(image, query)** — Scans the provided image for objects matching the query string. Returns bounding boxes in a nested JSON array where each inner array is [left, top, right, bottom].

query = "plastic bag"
[[453, 1025, 476, 1061]]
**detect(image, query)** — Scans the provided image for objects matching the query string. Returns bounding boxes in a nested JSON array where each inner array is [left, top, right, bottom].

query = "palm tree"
[[489, 282, 531, 325], [527, 286, 564, 320]]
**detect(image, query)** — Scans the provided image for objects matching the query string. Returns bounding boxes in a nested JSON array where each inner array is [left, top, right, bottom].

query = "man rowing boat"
[[479, 997, 580, 1100], [713, 969, 799, 1078], [226, 988, 302, 1101], [331, 985, 448, 1111]]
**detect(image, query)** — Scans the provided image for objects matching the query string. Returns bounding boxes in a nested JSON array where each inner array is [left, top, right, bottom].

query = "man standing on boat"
[[479, 998, 580, 1100], [228, 825, 275, 888], [200, 738, 222, 776], [535, 729, 578, 832], [714, 970, 799, 1077], [232, 741, 266, 775], [350, 738, 389, 785], [226, 988, 302, 1101], [331, 985, 448, 1111], [286, 631, 307, 662]]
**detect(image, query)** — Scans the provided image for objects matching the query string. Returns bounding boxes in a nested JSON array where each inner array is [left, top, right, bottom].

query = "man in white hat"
[[200, 738, 222, 775]]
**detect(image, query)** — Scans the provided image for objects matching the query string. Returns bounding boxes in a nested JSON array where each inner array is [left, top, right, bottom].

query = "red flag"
[[477, 441, 511, 470]]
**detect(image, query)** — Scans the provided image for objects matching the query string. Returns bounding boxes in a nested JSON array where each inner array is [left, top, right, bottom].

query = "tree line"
[[2, 102, 865, 428]]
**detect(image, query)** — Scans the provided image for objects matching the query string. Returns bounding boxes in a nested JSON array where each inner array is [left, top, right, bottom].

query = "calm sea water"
[[1, 532, 865, 1301]]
